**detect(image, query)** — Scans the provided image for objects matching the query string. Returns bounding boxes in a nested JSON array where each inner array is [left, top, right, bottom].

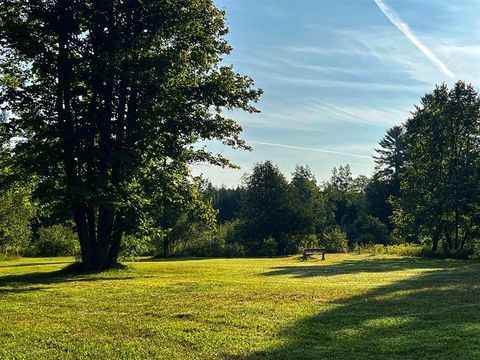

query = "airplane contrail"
[[373, 0, 454, 79], [248, 140, 372, 160]]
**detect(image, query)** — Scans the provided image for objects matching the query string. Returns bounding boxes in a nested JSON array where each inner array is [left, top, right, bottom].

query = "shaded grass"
[[1, 254, 480, 359]]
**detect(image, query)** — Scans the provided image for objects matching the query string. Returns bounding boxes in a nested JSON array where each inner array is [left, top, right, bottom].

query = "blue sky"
[[192, 0, 480, 187]]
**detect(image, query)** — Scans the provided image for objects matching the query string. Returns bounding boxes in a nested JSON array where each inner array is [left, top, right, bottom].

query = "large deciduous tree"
[[0, 0, 261, 270], [396, 82, 480, 255]]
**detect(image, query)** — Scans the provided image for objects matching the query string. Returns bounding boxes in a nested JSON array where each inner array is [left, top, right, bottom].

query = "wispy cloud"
[[373, 0, 454, 79], [242, 101, 410, 131], [272, 76, 421, 92], [248, 140, 372, 160]]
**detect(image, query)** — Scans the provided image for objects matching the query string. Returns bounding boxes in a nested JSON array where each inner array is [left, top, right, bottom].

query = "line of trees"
[[395, 82, 480, 256], [3, 81, 480, 259], [1, 8, 480, 264], [198, 81, 480, 258], [205, 162, 388, 256]]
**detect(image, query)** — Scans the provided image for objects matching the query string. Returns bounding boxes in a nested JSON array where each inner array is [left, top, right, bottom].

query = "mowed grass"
[[2, 255, 480, 359]]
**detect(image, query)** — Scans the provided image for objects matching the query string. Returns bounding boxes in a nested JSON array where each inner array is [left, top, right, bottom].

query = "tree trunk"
[[163, 237, 169, 256], [72, 205, 124, 271], [108, 214, 124, 265], [445, 231, 453, 255], [432, 229, 439, 252], [454, 207, 459, 252]]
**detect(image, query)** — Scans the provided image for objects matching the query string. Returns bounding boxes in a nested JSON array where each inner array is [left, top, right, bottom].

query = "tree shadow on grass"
[[140, 257, 219, 262], [260, 257, 466, 278], [238, 258, 480, 359], [0, 261, 73, 269], [0, 263, 135, 294]]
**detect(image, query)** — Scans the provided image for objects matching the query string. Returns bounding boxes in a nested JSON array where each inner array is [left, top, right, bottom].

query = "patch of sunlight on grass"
[[363, 316, 413, 328]]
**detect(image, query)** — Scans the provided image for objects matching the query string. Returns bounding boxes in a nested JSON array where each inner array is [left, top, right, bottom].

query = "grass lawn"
[[2, 254, 480, 359]]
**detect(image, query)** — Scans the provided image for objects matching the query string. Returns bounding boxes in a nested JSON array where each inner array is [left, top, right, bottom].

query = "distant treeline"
[[198, 81, 480, 258], [207, 162, 389, 256], [3, 81, 480, 260]]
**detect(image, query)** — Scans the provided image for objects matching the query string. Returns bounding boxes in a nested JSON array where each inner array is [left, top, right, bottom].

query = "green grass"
[[2, 254, 480, 359]]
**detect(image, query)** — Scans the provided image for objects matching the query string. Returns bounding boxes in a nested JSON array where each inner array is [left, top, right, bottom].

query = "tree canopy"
[[0, 0, 261, 270], [396, 82, 480, 255]]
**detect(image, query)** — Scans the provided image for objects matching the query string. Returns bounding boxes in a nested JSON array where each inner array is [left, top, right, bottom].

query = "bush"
[[348, 215, 390, 245], [299, 234, 320, 251], [119, 235, 153, 261], [353, 234, 376, 245], [259, 236, 277, 257], [0, 187, 35, 256], [282, 233, 319, 254], [36, 223, 79, 257], [182, 220, 250, 258], [0, 253, 21, 261], [461, 239, 480, 260], [321, 227, 349, 253], [224, 242, 246, 258], [185, 230, 226, 257], [352, 243, 424, 256]]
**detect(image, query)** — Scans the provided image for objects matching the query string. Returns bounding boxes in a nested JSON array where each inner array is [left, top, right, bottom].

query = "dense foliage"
[[394, 82, 480, 256], [0, 186, 35, 255], [0, 25, 478, 264], [0, 0, 261, 269], [201, 81, 480, 258]]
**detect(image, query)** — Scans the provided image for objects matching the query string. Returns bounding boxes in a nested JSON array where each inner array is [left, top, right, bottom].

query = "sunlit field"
[[2, 255, 480, 359]]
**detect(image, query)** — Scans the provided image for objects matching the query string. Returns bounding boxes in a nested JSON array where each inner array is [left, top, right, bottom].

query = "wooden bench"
[[302, 248, 326, 261]]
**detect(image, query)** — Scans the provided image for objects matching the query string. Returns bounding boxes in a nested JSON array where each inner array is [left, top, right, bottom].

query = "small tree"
[[289, 165, 329, 235], [0, 187, 35, 255], [36, 223, 79, 257], [321, 227, 348, 253], [238, 161, 292, 254], [348, 215, 390, 245]]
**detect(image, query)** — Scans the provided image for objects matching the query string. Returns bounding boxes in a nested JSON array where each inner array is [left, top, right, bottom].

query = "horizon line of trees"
[[2, 1, 479, 269], [2, 79, 480, 260], [200, 81, 480, 258]]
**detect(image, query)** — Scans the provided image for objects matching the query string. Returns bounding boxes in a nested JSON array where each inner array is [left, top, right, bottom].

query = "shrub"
[[260, 236, 277, 257], [180, 221, 248, 258], [0, 253, 21, 261], [36, 223, 79, 257], [353, 234, 376, 245], [352, 243, 424, 256], [321, 227, 348, 253], [299, 234, 320, 251], [348, 215, 390, 245], [119, 235, 153, 261], [280, 233, 320, 254], [225, 242, 246, 258], [462, 239, 480, 260], [184, 230, 226, 257], [0, 187, 35, 256]]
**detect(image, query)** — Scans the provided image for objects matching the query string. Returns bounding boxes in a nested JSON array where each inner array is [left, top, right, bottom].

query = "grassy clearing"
[[1, 254, 480, 359]]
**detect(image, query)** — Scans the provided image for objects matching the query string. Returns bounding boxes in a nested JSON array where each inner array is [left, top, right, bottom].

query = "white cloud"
[[436, 44, 480, 84], [334, 28, 446, 85]]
